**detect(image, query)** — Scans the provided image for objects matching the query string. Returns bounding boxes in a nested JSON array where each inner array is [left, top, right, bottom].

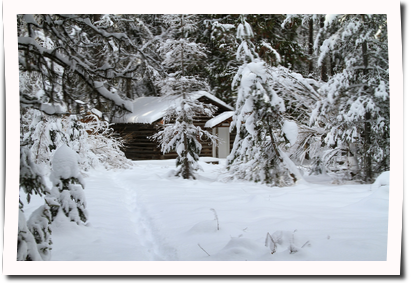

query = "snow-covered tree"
[[19, 107, 131, 260], [151, 99, 218, 179], [25, 200, 57, 260], [17, 210, 44, 261], [152, 14, 218, 179], [227, 16, 299, 187], [201, 16, 239, 106], [18, 147, 51, 261], [310, 14, 389, 182]]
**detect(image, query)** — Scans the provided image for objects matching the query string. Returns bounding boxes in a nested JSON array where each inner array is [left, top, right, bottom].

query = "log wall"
[[112, 120, 218, 160], [111, 123, 161, 160]]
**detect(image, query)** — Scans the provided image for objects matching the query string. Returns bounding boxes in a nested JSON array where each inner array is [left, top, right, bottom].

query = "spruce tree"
[[200, 15, 239, 107], [310, 14, 389, 182], [152, 14, 218, 179], [18, 147, 52, 261], [227, 15, 298, 186]]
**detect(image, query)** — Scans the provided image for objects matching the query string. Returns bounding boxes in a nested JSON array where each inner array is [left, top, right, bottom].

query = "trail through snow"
[[120, 172, 178, 261], [49, 167, 179, 261]]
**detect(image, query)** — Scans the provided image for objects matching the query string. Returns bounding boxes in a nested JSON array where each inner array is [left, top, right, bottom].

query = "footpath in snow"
[[23, 158, 389, 261]]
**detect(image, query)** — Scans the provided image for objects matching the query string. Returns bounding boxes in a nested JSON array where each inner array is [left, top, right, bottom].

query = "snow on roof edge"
[[205, 111, 234, 128]]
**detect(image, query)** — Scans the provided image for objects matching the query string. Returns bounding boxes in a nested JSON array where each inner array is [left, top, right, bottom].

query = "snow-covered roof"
[[205, 111, 234, 128], [112, 96, 173, 124], [112, 91, 233, 124]]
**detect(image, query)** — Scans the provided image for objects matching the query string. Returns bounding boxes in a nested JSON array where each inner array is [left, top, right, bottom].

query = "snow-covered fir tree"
[[18, 146, 51, 261], [310, 14, 389, 182], [151, 99, 218, 179], [201, 16, 239, 106], [152, 14, 218, 179], [17, 210, 44, 261], [227, 15, 299, 187]]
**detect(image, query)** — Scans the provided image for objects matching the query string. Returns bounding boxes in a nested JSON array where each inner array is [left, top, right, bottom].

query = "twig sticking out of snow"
[[210, 208, 219, 231], [198, 243, 210, 256], [265, 232, 277, 254], [265, 230, 307, 254], [289, 232, 298, 254]]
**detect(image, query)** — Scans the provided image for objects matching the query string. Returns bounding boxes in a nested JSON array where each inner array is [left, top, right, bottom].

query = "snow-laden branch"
[[55, 15, 129, 41], [18, 36, 133, 112]]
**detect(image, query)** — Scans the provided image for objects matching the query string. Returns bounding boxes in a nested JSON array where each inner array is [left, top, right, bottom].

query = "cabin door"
[[217, 127, 230, 158]]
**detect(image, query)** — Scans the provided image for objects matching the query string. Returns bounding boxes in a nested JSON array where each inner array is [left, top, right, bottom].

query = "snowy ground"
[[23, 158, 389, 261]]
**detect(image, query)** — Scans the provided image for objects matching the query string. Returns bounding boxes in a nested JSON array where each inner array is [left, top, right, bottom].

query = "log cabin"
[[111, 91, 235, 160]]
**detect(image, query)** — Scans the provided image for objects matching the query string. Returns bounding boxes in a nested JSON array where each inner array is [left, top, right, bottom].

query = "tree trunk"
[[361, 39, 372, 182], [308, 18, 314, 75], [266, 117, 297, 183], [319, 16, 328, 82], [181, 15, 190, 179], [364, 111, 372, 182], [126, 75, 132, 99], [329, 54, 335, 76]]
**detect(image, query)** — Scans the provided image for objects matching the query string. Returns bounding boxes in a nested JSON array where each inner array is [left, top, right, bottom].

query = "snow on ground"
[[23, 159, 389, 261]]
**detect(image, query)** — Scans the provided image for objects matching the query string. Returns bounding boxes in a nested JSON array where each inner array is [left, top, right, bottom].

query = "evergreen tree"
[[201, 14, 312, 111], [310, 14, 389, 182], [18, 146, 52, 261], [227, 15, 299, 187], [151, 99, 218, 179], [19, 107, 53, 261], [152, 14, 218, 179], [17, 210, 44, 261], [200, 15, 239, 107], [250, 14, 307, 71]]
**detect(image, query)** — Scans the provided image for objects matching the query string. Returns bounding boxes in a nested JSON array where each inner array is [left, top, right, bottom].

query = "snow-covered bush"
[[50, 144, 88, 224], [21, 108, 132, 174], [73, 113, 133, 171], [372, 171, 390, 190]]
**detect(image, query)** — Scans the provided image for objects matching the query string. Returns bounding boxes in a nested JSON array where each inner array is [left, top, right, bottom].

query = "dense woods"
[[17, 14, 389, 260]]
